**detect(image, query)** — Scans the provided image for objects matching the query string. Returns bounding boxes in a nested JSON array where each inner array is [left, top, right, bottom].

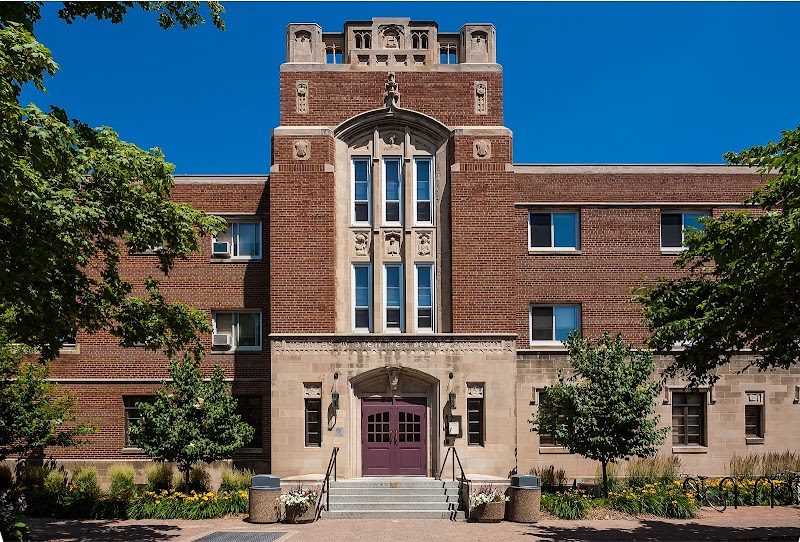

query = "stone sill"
[[672, 446, 708, 454], [210, 257, 262, 264], [746, 437, 765, 445], [539, 446, 571, 454], [121, 447, 145, 455], [527, 250, 582, 256], [59, 345, 80, 355], [210, 350, 263, 355]]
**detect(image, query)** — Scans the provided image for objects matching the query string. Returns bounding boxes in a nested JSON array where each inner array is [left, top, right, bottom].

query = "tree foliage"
[[634, 126, 800, 385], [0, 3, 226, 360], [0, 338, 95, 462], [130, 356, 254, 490], [530, 333, 667, 497]]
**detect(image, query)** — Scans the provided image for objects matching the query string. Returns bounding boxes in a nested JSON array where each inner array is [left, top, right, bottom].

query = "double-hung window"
[[213, 221, 262, 259], [672, 392, 705, 446], [353, 264, 372, 332], [384, 263, 403, 332], [415, 263, 434, 332], [212, 311, 262, 351], [529, 212, 578, 251], [305, 398, 322, 447], [123, 396, 154, 447], [383, 157, 403, 225], [352, 158, 371, 224], [467, 398, 484, 446], [661, 212, 707, 250], [530, 305, 580, 344], [745, 404, 764, 439], [414, 157, 433, 225]]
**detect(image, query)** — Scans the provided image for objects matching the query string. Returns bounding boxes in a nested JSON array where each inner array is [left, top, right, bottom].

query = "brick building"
[[50, 18, 798, 482]]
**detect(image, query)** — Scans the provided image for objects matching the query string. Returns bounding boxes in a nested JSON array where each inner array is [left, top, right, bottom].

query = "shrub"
[[0, 465, 13, 491], [626, 454, 682, 487], [188, 466, 210, 493], [108, 464, 136, 500], [541, 491, 592, 519], [44, 470, 66, 492], [145, 464, 174, 492], [20, 465, 50, 488], [219, 467, 253, 492]]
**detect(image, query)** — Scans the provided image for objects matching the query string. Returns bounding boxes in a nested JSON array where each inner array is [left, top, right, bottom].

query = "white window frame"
[[382, 156, 403, 226], [660, 211, 708, 251], [529, 304, 581, 346], [414, 263, 435, 332], [352, 157, 371, 225], [212, 221, 262, 260], [211, 310, 262, 351], [352, 263, 372, 332], [527, 211, 579, 251], [412, 157, 434, 226], [383, 263, 404, 333]]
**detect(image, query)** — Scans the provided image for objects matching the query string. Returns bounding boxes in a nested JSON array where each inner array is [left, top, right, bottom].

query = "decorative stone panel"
[[296, 80, 308, 114], [354, 230, 371, 257], [304, 383, 322, 398], [293, 139, 310, 160], [473, 139, 491, 159], [474, 81, 487, 114]]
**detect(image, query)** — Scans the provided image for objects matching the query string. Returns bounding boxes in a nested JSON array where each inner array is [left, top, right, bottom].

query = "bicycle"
[[682, 474, 726, 512], [777, 471, 800, 505]]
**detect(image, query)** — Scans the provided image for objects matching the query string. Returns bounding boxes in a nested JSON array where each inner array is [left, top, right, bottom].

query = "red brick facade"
[[43, 19, 792, 478]]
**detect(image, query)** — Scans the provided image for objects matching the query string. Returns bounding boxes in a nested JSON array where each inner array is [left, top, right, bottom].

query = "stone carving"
[[385, 231, 402, 256], [471, 31, 488, 54], [296, 80, 308, 114], [745, 391, 764, 405], [380, 24, 403, 49], [383, 131, 400, 149], [417, 232, 432, 256], [467, 383, 484, 398], [293, 139, 310, 160], [273, 338, 516, 355], [354, 231, 370, 256], [295, 30, 312, 55], [384, 72, 399, 109], [474, 81, 487, 114], [304, 383, 322, 398], [387, 367, 401, 393], [474, 139, 491, 159]]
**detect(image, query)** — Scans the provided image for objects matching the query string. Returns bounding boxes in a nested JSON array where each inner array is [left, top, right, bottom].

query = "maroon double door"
[[362, 397, 427, 476]]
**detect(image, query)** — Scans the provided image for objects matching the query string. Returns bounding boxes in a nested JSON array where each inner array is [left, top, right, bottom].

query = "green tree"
[[0, 340, 95, 462], [130, 356, 254, 491], [634, 126, 800, 386], [0, 2, 226, 361], [530, 333, 668, 497]]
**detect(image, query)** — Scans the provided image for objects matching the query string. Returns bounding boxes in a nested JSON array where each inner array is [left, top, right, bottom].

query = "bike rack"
[[754, 476, 774, 508], [718, 477, 737, 509]]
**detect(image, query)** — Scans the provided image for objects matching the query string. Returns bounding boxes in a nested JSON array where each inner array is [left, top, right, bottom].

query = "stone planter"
[[471, 501, 506, 522], [284, 504, 316, 523]]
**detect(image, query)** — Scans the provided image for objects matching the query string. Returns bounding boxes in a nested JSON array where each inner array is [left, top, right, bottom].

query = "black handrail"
[[315, 446, 339, 520], [437, 446, 470, 520]]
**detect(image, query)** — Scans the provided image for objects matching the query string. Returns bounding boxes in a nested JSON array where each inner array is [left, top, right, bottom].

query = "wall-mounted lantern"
[[448, 391, 457, 410], [332, 392, 340, 411]]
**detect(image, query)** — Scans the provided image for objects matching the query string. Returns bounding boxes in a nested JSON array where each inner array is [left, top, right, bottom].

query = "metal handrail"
[[315, 446, 339, 520], [437, 446, 470, 520]]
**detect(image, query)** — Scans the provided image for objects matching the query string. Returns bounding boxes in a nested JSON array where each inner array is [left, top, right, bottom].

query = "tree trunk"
[[602, 461, 609, 498]]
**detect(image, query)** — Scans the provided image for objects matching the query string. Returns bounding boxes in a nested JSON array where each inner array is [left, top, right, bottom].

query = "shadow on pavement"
[[524, 520, 799, 541], [27, 518, 181, 542]]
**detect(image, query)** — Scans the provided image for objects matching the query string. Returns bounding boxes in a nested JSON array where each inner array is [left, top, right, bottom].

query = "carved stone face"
[[294, 140, 309, 159], [475, 139, 491, 158]]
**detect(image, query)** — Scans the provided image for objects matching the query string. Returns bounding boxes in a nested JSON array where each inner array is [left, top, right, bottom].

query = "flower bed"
[[128, 489, 249, 520]]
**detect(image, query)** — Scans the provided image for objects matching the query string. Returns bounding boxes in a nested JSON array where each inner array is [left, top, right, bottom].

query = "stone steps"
[[322, 477, 465, 520]]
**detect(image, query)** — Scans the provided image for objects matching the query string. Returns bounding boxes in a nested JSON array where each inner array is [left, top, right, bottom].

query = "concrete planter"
[[472, 501, 506, 522], [284, 504, 316, 523]]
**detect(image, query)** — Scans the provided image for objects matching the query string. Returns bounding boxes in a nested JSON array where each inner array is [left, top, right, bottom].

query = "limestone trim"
[[173, 175, 268, 185], [450, 126, 512, 137], [271, 335, 516, 355], [48, 378, 270, 383], [513, 164, 761, 175], [280, 63, 503, 73], [516, 201, 753, 209], [335, 107, 450, 144], [272, 126, 335, 136]]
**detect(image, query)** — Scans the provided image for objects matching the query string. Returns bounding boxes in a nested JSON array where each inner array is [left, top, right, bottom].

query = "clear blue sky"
[[21, 1, 800, 174]]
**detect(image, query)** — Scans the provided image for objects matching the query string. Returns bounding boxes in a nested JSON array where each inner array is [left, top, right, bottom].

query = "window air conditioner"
[[212, 242, 231, 257], [212, 334, 232, 348]]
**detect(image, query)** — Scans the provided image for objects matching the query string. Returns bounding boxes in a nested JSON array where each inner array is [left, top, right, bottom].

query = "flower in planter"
[[470, 486, 510, 507], [278, 485, 318, 512]]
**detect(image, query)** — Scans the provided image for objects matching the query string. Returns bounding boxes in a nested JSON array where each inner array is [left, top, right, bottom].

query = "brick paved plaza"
[[27, 507, 800, 542]]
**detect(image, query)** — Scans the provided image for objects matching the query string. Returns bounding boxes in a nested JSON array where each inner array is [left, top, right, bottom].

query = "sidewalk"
[[27, 507, 800, 542]]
